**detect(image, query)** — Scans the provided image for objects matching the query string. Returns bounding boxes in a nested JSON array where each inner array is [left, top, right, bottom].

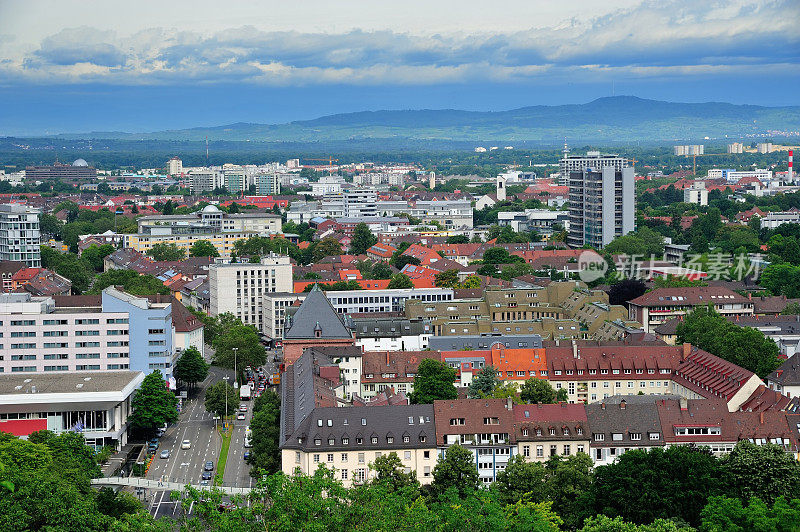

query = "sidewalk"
[[101, 442, 140, 477]]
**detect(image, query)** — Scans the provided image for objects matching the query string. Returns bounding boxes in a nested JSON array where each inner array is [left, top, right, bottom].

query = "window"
[[149, 329, 165, 335], [342, 437, 349, 445], [341, 453, 348, 462], [328, 438, 335, 446], [484, 417, 499, 425], [577, 445, 584, 454], [450, 418, 465, 426], [522, 428, 529, 436], [576, 427, 583, 435], [612, 433, 623, 441], [649, 433, 660, 440], [536, 445, 543, 457], [549, 428, 556, 436], [327, 454, 334, 462], [404, 451, 411, 460], [341, 469, 348, 480], [523, 445, 530, 457], [387, 436, 394, 444], [314, 438, 321, 446], [358, 453, 365, 463], [313, 454, 320, 463], [630, 433, 642, 441], [371, 436, 378, 444], [594, 434, 605, 442], [403, 435, 410, 443], [563, 445, 571, 456]]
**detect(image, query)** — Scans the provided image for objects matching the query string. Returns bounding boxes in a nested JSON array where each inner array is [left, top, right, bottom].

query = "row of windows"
[[553, 368, 670, 376], [9, 318, 128, 326]]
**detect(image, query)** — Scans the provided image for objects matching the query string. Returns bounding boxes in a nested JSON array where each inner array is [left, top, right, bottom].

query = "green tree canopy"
[[430, 443, 480, 499], [248, 390, 282, 476], [676, 306, 781, 378], [204, 380, 240, 418], [212, 323, 267, 372], [520, 378, 567, 404], [467, 365, 501, 398], [434, 269, 459, 288], [88, 269, 169, 296], [172, 347, 209, 389], [313, 237, 344, 261], [604, 227, 665, 258], [370, 452, 418, 492], [146, 243, 186, 261], [350, 223, 378, 255], [189, 239, 220, 257], [718, 441, 800, 505], [387, 273, 414, 289], [128, 370, 179, 433], [80, 244, 116, 272], [409, 359, 458, 404]]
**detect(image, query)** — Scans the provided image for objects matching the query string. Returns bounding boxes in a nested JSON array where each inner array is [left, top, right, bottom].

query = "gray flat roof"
[[0, 371, 143, 395]]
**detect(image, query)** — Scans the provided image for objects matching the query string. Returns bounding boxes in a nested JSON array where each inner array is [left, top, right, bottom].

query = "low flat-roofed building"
[[0, 370, 144, 449]]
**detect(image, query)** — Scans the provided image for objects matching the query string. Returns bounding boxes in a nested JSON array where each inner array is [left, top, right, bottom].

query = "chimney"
[[507, 397, 513, 411], [619, 399, 626, 410], [748, 293, 752, 300], [601, 402, 606, 410], [572, 341, 578, 359], [386, 351, 390, 366], [760, 412, 764, 424], [680, 397, 688, 410], [682, 342, 691, 360]]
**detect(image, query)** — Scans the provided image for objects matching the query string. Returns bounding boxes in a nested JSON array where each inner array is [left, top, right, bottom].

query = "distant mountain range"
[[60, 96, 800, 143]]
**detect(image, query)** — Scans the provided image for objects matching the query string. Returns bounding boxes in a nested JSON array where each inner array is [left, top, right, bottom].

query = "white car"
[[237, 413, 246, 420], [181, 440, 191, 449]]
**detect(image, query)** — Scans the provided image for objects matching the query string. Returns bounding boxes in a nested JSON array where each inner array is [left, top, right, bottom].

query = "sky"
[[1, 0, 798, 135]]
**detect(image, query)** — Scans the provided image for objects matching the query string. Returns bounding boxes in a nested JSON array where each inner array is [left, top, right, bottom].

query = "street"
[[141, 345, 278, 519]]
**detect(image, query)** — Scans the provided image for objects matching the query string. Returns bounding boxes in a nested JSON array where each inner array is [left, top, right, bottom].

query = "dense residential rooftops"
[[513, 403, 588, 442], [282, 404, 436, 451], [546, 344, 683, 378], [433, 398, 515, 445], [361, 351, 441, 383], [672, 347, 758, 402], [656, 398, 799, 450], [767, 357, 800, 387], [628, 287, 751, 307], [585, 400, 664, 447], [283, 284, 353, 339]]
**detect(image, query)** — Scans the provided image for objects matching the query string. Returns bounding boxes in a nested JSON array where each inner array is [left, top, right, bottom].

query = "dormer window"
[[371, 436, 378, 444], [314, 438, 321, 446], [328, 438, 335, 445], [522, 428, 529, 436], [387, 436, 394, 444]]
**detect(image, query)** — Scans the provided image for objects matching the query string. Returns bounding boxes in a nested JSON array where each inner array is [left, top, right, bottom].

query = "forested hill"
[[57, 96, 800, 143]]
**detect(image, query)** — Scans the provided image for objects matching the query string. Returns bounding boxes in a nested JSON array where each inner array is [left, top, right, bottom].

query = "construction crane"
[[305, 157, 339, 166], [304, 157, 340, 176]]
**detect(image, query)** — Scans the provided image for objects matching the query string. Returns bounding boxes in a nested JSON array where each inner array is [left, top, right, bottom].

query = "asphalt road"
[[142, 346, 280, 519]]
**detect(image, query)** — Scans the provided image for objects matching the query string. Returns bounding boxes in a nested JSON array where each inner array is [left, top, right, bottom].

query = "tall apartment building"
[[255, 173, 281, 195], [727, 143, 744, 154], [674, 145, 704, 156], [209, 255, 293, 328], [224, 170, 247, 194], [0, 204, 41, 267], [190, 170, 222, 193], [560, 151, 629, 183], [567, 166, 635, 249], [167, 157, 183, 176]]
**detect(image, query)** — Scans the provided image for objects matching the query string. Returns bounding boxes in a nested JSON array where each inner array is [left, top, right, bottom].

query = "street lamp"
[[223, 376, 229, 429], [233, 347, 238, 389]]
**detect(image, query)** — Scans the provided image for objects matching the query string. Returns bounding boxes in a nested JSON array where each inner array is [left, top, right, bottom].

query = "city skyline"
[[1, 0, 799, 135]]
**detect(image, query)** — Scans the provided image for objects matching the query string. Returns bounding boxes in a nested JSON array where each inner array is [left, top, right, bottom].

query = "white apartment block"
[[262, 293, 306, 340], [190, 170, 223, 193], [0, 204, 41, 267], [209, 255, 293, 328], [255, 173, 281, 195]]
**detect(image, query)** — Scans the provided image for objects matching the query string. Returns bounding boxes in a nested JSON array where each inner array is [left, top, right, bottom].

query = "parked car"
[[160, 449, 170, 459], [204, 461, 214, 471], [181, 440, 191, 449], [156, 428, 166, 437], [243, 451, 251, 460], [201, 471, 212, 480], [200, 479, 210, 486]]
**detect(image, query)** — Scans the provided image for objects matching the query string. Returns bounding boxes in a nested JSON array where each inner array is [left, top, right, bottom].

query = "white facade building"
[[209, 255, 293, 329], [683, 181, 709, 206], [0, 204, 41, 267]]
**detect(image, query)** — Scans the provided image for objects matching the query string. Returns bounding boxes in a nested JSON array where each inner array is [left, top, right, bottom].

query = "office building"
[[497, 209, 569, 236], [209, 255, 293, 328], [0, 371, 144, 449], [25, 160, 96, 181], [567, 166, 635, 249], [0, 204, 41, 267], [0, 293, 130, 375], [101, 288, 175, 382]]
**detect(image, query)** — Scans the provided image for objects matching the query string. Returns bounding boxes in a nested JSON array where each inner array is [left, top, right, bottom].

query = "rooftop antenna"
[[562, 138, 569, 158], [206, 136, 209, 167]]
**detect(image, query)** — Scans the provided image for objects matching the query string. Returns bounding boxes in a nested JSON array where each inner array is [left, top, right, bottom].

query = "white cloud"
[[0, 0, 797, 87]]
